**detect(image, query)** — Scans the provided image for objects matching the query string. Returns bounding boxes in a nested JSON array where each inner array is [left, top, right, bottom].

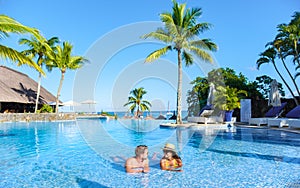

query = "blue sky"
[[1, 0, 299, 112]]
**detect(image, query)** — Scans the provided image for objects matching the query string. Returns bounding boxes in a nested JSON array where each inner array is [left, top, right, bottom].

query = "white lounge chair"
[[287, 119, 300, 129], [267, 118, 289, 127], [249, 102, 287, 126], [187, 105, 224, 124], [267, 105, 300, 128], [187, 114, 224, 124]]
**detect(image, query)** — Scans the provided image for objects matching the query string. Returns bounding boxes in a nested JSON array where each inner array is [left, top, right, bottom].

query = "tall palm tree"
[[296, 65, 300, 79], [272, 39, 300, 98], [257, 47, 299, 105], [142, 0, 217, 124], [19, 36, 59, 113], [48, 42, 87, 114], [124, 87, 151, 117], [286, 12, 300, 67], [0, 14, 44, 74]]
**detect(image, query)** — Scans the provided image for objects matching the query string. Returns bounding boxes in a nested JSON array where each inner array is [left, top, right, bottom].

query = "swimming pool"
[[0, 119, 299, 187]]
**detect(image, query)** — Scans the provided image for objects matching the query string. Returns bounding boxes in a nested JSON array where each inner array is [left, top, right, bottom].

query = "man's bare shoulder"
[[125, 157, 136, 165]]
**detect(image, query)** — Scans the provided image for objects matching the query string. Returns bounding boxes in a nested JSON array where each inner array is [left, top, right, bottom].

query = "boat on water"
[[166, 101, 174, 119]]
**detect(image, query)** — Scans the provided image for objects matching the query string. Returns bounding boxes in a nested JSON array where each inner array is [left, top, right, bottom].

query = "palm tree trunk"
[[176, 50, 182, 124], [279, 55, 300, 99], [137, 106, 140, 118], [55, 71, 65, 114], [34, 72, 42, 113], [272, 60, 299, 105], [34, 58, 43, 113]]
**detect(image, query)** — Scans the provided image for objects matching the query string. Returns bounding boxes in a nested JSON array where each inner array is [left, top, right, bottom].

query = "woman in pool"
[[125, 145, 150, 173], [160, 143, 183, 172]]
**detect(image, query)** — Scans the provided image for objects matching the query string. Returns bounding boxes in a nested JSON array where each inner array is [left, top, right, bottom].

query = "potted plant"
[[213, 86, 247, 122]]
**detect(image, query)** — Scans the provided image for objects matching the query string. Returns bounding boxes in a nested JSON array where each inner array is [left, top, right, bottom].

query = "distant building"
[[0, 66, 58, 113]]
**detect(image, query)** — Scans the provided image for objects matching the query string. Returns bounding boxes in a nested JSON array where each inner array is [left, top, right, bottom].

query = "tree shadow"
[[207, 148, 300, 164], [76, 178, 109, 188], [11, 82, 46, 103]]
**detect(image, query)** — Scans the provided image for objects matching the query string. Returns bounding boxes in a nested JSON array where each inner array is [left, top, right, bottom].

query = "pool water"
[[0, 119, 299, 187]]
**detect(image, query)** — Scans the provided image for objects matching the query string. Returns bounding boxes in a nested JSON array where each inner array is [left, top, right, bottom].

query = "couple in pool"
[[124, 143, 183, 173]]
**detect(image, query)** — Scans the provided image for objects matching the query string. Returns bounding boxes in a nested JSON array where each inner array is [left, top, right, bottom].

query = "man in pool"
[[125, 145, 150, 173]]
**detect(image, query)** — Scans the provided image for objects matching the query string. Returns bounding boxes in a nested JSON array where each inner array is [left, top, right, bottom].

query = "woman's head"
[[162, 143, 180, 159]]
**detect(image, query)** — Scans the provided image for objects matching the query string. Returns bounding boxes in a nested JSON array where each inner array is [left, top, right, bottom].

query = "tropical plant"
[[142, 0, 217, 124], [0, 14, 44, 74], [213, 86, 247, 111], [47, 42, 87, 113], [124, 87, 151, 117], [19, 36, 59, 113], [38, 104, 53, 113]]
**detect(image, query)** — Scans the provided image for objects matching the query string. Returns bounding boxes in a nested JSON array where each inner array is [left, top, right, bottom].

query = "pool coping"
[[160, 122, 300, 134]]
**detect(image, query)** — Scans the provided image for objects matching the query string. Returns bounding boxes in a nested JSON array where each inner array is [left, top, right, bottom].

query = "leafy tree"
[[19, 36, 59, 113], [187, 77, 209, 116], [47, 42, 87, 113], [254, 75, 285, 99], [0, 15, 44, 74], [124, 87, 151, 117], [142, 0, 217, 124], [187, 68, 264, 115], [208, 68, 262, 100]]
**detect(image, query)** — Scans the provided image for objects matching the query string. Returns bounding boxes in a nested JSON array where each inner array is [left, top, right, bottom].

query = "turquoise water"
[[0, 119, 299, 187]]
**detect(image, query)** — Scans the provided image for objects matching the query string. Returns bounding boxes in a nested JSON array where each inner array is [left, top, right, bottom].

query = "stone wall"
[[0, 113, 76, 122]]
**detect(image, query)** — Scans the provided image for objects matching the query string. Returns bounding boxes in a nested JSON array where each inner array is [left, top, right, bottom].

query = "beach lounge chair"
[[267, 105, 300, 128], [248, 102, 287, 126], [187, 105, 223, 124]]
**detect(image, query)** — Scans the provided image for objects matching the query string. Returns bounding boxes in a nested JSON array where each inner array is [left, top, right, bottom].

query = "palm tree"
[[0, 14, 44, 74], [284, 12, 300, 67], [142, 0, 217, 124], [48, 42, 87, 114], [296, 65, 300, 79], [257, 47, 299, 105], [272, 38, 300, 98], [19, 36, 59, 113], [124, 87, 151, 117]]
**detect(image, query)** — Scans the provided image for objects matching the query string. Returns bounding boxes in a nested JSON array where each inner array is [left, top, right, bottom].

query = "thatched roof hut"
[[0, 66, 57, 112]]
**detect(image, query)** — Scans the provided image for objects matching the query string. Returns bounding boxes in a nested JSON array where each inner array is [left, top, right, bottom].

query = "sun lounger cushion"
[[264, 102, 287, 117], [285, 105, 300, 118], [200, 110, 214, 117], [198, 105, 213, 116]]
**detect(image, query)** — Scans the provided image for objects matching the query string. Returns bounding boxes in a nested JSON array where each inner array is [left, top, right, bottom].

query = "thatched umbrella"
[[207, 83, 215, 106], [268, 79, 281, 107]]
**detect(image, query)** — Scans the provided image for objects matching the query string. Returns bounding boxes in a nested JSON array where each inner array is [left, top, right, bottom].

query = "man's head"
[[135, 145, 148, 159]]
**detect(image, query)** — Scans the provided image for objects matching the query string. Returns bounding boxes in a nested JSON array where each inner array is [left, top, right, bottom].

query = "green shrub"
[[39, 104, 53, 113]]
